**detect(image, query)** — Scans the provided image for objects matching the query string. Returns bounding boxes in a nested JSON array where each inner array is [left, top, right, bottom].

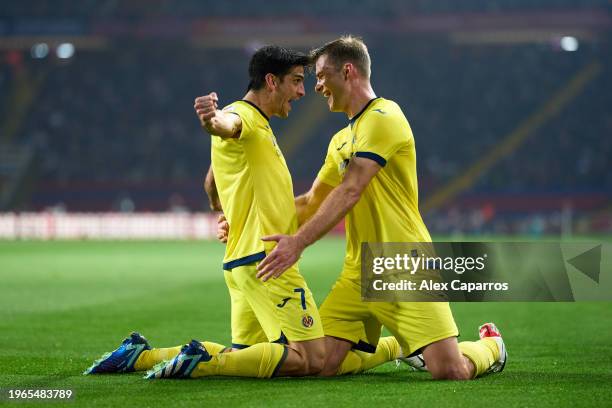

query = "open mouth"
[[323, 91, 331, 98], [324, 91, 333, 106]]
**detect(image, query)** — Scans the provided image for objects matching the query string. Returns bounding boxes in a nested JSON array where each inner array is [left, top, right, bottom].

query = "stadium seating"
[[1, 4, 610, 235]]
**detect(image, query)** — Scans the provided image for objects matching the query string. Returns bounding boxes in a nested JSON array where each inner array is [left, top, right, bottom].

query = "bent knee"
[[430, 364, 472, 381], [317, 350, 346, 377], [318, 363, 339, 377], [305, 356, 325, 375], [304, 348, 326, 375], [286, 342, 326, 376]]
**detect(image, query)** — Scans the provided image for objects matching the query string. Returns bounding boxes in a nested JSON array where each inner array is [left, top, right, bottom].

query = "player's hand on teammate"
[[256, 234, 306, 281], [194, 92, 219, 132], [217, 214, 229, 243]]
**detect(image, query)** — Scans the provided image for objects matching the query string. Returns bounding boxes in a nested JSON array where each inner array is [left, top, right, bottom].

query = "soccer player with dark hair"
[[85, 45, 328, 379], [256, 36, 507, 380]]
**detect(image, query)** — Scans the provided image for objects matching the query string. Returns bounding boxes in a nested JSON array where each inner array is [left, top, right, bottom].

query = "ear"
[[265, 73, 277, 91], [342, 63, 352, 80]]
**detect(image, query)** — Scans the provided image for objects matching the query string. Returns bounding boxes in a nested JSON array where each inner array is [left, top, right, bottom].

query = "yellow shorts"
[[320, 274, 459, 356], [224, 263, 323, 348]]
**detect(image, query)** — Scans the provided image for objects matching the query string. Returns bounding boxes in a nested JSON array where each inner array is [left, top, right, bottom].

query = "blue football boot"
[[83, 332, 151, 375], [145, 340, 211, 379]]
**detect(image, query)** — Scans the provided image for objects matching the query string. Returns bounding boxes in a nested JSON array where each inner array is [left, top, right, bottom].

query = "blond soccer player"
[[256, 36, 507, 380]]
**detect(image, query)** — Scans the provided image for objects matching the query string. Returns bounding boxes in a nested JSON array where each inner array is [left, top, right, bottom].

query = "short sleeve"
[[223, 103, 252, 140], [316, 142, 342, 187], [354, 111, 408, 167]]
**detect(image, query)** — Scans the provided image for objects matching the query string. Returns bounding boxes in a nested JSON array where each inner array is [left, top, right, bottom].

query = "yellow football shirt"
[[212, 100, 298, 270], [317, 97, 432, 280]]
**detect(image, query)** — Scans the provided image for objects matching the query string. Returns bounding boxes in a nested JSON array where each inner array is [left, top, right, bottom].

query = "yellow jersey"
[[316, 97, 432, 280], [212, 100, 298, 270]]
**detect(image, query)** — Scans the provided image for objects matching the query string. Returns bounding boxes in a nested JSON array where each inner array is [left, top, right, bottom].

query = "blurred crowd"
[[15, 47, 248, 184], [287, 39, 612, 194], [2, 34, 610, 234]]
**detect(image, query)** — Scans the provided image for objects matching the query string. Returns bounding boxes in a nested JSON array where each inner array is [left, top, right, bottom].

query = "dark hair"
[[248, 45, 310, 91], [310, 35, 371, 78]]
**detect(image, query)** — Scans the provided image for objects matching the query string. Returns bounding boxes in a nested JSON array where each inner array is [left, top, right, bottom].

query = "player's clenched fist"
[[194, 93, 242, 139], [194, 92, 219, 132]]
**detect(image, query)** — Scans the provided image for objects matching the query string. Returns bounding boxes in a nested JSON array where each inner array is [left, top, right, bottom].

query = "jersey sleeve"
[[223, 103, 253, 140], [354, 111, 409, 167], [316, 142, 342, 187]]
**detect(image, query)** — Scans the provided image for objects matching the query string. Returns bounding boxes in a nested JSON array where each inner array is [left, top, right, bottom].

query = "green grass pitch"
[[1, 238, 611, 407]]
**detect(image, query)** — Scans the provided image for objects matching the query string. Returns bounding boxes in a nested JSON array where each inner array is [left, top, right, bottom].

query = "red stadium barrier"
[[0, 212, 348, 240]]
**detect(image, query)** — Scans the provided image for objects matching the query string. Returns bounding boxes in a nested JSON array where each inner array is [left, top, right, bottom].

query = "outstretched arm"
[[194, 92, 242, 139], [257, 157, 381, 280]]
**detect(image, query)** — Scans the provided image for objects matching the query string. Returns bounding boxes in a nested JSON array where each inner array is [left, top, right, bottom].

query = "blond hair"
[[311, 35, 371, 78]]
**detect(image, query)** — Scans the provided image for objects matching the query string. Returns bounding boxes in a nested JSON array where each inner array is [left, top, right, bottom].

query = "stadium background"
[[1, 1, 611, 407]]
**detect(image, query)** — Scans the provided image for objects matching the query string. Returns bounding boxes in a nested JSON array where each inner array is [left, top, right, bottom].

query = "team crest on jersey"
[[302, 315, 314, 328]]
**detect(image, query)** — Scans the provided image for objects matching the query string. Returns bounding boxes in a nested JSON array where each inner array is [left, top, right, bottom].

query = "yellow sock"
[[458, 338, 500, 378], [191, 342, 286, 378], [134, 341, 227, 371], [200, 341, 228, 356], [337, 337, 401, 375], [337, 351, 361, 375]]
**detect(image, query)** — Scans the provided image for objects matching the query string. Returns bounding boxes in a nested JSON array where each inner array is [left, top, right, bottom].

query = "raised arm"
[[194, 92, 242, 139], [257, 157, 381, 280]]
